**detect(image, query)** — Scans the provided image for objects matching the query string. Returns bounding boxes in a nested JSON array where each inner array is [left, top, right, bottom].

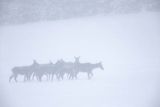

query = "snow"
[[0, 12, 160, 107]]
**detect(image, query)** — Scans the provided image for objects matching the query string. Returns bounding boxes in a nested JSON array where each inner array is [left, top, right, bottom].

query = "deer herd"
[[9, 57, 104, 82]]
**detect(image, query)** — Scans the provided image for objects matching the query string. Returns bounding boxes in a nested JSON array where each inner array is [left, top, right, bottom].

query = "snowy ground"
[[0, 12, 160, 107]]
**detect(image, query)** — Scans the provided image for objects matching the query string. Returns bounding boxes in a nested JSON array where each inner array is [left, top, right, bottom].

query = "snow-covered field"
[[0, 12, 160, 107]]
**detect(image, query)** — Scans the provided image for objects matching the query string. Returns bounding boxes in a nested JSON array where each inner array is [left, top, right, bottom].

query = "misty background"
[[0, 0, 160, 107], [0, 0, 160, 25]]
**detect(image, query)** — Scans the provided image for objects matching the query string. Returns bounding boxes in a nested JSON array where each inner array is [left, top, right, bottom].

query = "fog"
[[0, 0, 160, 25], [0, 0, 160, 107]]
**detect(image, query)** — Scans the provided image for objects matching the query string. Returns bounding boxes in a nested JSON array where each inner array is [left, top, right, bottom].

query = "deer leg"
[[9, 74, 14, 82], [32, 73, 35, 80], [91, 72, 94, 77], [24, 75, 26, 82], [34, 74, 39, 81], [39, 76, 42, 82], [88, 72, 92, 79], [24, 74, 29, 82], [47, 74, 50, 81], [68, 73, 71, 79], [87, 73, 90, 79], [68, 73, 71, 80], [74, 72, 78, 79], [14, 74, 18, 82], [51, 73, 54, 81], [56, 74, 59, 80], [28, 74, 32, 81], [71, 72, 75, 80], [48, 74, 51, 81]]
